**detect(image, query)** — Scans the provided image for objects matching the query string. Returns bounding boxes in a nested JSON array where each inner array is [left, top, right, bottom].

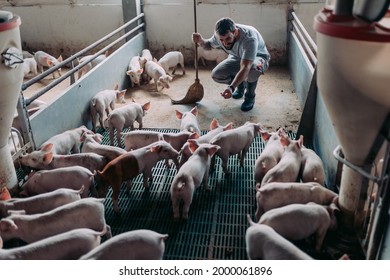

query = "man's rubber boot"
[[232, 82, 246, 99], [241, 81, 257, 111]]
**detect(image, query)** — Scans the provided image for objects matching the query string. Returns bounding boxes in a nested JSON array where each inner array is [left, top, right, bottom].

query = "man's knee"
[[211, 69, 231, 84]]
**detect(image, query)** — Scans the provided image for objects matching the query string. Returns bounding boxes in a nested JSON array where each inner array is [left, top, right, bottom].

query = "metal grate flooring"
[[97, 127, 296, 260]]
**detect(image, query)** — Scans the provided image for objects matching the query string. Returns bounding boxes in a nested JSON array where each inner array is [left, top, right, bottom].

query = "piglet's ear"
[[175, 110, 183, 120], [142, 101, 151, 111], [190, 106, 198, 116], [43, 152, 54, 165], [261, 131, 271, 141], [279, 134, 290, 147], [137, 68, 143, 74], [46, 58, 53, 66], [207, 145, 220, 157], [41, 143, 53, 152], [210, 118, 218, 130], [150, 145, 161, 153], [187, 140, 198, 154]]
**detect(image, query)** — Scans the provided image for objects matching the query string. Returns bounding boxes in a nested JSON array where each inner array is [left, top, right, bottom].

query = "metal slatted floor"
[[97, 127, 297, 260]]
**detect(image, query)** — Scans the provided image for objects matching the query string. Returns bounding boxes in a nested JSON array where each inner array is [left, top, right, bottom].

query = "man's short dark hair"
[[215, 17, 236, 36]]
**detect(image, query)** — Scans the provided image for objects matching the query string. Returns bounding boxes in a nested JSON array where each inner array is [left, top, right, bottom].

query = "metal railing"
[[289, 10, 317, 68]]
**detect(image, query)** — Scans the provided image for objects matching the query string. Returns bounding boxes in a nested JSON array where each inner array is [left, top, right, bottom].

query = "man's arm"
[[221, 58, 252, 99], [192, 33, 214, 50]]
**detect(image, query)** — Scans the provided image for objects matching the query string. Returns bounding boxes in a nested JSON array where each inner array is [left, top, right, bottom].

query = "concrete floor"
[[23, 64, 302, 134]]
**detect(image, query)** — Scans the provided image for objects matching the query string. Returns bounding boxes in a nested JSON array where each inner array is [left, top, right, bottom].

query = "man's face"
[[217, 30, 236, 50]]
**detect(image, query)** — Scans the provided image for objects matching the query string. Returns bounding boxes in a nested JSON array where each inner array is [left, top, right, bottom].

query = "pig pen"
[[10, 12, 369, 260]]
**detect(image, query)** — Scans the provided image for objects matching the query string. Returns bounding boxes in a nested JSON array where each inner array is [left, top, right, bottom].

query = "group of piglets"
[[126, 48, 183, 92], [126, 47, 228, 92], [23, 47, 111, 81], [2, 126, 168, 259], [0, 190, 167, 259], [246, 128, 340, 260], [22, 50, 63, 79], [12, 98, 339, 260]]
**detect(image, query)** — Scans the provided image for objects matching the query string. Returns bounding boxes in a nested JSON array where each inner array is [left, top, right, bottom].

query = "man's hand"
[[220, 87, 233, 99], [192, 33, 203, 45]]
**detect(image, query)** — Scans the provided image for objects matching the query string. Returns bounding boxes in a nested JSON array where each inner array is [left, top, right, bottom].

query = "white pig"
[[20, 166, 96, 198], [255, 182, 339, 221], [300, 147, 326, 185], [123, 130, 198, 168], [258, 202, 339, 252], [0, 187, 83, 218], [175, 106, 201, 135], [254, 128, 286, 187], [126, 55, 143, 86], [39, 125, 93, 155], [107, 100, 151, 147], [0, 198, 111, 243], [139, 49, 153, 84], [141, 49, 153, 62], [34, 50, 63, 79], [143, 60, 173, 91], [0, 228, 105, 260], [19, 143, 108, 172], [170, 140, 220, 221], [80, 229, 168, 260], [196, 47, 228, 66], [261, 134, 304, 186], [22, 57, 38, 78], [80, 132, 126, 162], [180, 118, 233, 166], [210, 122, 262, 174], [95, 140, 179, 213], [123, 130, 197, 152], [90, 84, 127, 133], [158, 51, 186, 75], [78, 51, 108, 80], [245, 215, 313, 260]]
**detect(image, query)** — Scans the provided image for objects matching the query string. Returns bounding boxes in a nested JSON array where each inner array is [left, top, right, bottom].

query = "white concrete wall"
[[1, 0, 325, 65], [1, 0, 124, 58]]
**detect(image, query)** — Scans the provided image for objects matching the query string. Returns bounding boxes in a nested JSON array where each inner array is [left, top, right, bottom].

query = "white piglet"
[[107, 100, 151, 147], [175, 106, 201, 135], [255, 182, 339, 221], [126, 55, 143, 87], [196, 47, 228, 66], [258, 202, 339, 253], [20, 166, 97, 198], [19, 143, 108, 173], [158, 51, 185, 75], [34, 50, 63, 79], [180, 118, 233, 166], [261, 134, 304, 186], [0, 198, 111, 244], [39, 125, 93, 155], [80, 132, 126, 162], [245, 215, 313, 260], [22, 57, 38, 78], [144, 60, 173, 91], [254, 128, 286, 187], [170, 140, 220, 221], [90, 83, 127, 132], [80, 229, 168, 260], [0, 228, 105, 260], [0, 187, 83, 218], [300, 147, 326, 185], [78, 51, 109, 80], [210, 122, 262, 174]]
